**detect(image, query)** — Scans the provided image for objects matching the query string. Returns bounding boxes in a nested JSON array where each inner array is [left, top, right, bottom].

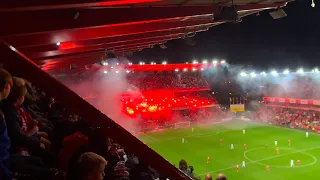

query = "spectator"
[[215, 173, 227, 180], [3, 77, 45, 155], [0, 68, 55, 180], [77, 152, 108, 180]]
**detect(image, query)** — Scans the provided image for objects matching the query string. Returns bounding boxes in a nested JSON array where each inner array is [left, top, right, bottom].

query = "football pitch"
[[138, 120, 320, 180]]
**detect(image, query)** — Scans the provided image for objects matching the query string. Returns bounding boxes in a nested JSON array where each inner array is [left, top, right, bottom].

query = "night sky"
[[134, 0, 320, 70]]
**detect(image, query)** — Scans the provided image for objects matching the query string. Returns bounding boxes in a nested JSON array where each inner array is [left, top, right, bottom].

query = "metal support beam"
[[0, 0, 160, 11], [0, 41, 192, 180], [0, 3, 287, 36], [7, 20, 217, 47], [0, 6, 215, 36], [20, 26, 209, 51], [24, 35, 182, 59], [31, 40, 167, 60]]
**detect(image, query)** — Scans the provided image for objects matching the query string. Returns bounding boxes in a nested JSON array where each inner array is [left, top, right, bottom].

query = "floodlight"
[[271, 70, 278, 76], [283, 69, 289, 74]]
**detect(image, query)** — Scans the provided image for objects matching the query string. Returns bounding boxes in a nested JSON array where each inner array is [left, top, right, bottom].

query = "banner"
[[230, 104, 245, 112]]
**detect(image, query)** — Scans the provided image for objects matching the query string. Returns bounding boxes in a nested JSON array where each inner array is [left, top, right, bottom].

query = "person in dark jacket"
[[3, 77, 43, 154], [0, 70, 55, 180], [0, 68, 13, 180]]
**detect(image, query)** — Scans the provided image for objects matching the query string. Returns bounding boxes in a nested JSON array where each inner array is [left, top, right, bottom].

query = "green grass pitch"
[[138, 120, 320, 180]]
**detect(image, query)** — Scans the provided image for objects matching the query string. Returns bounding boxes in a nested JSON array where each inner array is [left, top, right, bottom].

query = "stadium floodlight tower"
[[283, 69, 290, 74], [260, 72, 267, 76]]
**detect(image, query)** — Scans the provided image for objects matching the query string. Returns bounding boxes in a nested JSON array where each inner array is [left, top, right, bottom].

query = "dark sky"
[[134, 0, 320, 70]]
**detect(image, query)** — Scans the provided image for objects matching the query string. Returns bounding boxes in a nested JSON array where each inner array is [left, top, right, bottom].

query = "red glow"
[[99, 0, 161, 6], [121, 89, 217, 118]]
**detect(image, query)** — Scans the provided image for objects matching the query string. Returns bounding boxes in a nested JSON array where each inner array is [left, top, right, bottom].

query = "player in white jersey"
[[290, 160, 294, 167], [242, 160, 246, 167], [306, 132, 309, 138], [182, 138, 185, 143], [243, 129, 246, 135], [274, 141, 278, 146], [231, 144, 234, 150]]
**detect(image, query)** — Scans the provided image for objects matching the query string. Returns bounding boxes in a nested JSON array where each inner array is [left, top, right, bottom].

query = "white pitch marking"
[[243, 146, 318, 168], [199, 146, 320, 176]]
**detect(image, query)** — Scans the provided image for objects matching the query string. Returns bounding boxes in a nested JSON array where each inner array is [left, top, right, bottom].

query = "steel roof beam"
[[7, 20, 217, 47], [20, 26, 209, 51], [0, 0, 160, 11], [29, 39, 169, 60], [22, 33, 182, 57], [0, 3, 287, 36]]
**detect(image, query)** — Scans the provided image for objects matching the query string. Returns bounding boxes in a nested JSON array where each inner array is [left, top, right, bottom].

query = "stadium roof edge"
[[0, 0, 294, 73]]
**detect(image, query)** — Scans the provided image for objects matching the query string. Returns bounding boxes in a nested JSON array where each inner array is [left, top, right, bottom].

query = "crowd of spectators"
[[127, 72, 209, 90], [262, 77, 320, 99], [138, 107, 230, 132], [253, 105, 320, 131], [0, 68, 171, 180]]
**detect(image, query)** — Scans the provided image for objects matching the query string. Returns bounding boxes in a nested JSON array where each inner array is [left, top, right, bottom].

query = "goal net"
[[174, 121, 191, 129]]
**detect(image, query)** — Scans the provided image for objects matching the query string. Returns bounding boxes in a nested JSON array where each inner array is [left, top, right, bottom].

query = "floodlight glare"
[[240, 72, 247, 77], [250, 72, 256, 77], [271, 70, 278, 76], [297, 68, 304, 74], [312, 68, 319, 73]]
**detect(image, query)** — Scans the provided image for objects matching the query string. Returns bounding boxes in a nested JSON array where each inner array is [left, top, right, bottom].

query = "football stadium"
[[1, 0, 320, 180]]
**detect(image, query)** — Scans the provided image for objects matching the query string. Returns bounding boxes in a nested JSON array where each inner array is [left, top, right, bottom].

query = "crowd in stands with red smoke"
[[127, 72, 209, 90], [254, 105, 320, 133], [0, 68, 169, 180]]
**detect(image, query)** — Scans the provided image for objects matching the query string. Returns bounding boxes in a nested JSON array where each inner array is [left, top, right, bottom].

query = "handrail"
[[0, 41, 193, 180]]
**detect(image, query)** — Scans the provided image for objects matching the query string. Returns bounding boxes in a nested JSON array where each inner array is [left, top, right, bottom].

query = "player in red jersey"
[[207, 156, 210, 164], [288, 140, 291, 146], [266, 165, 269, 172], [297, 160, 300, 165], [236, 165, 239, 172], [220, 139, 223, 145], [244, 144, 247, 149], [276, 147, 279, 154]]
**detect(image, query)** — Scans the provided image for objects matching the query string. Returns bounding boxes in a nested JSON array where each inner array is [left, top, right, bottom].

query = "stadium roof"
[[0, 0, 293, 73]]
